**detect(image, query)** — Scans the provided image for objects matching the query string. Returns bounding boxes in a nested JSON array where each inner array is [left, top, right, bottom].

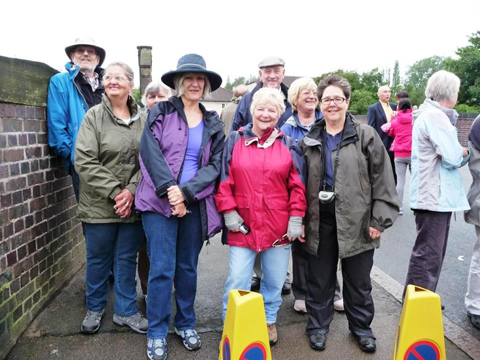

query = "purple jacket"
[[135, 96, 225, 240]]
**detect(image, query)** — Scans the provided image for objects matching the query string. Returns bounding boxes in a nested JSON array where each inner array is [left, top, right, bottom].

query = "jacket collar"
[[148, 96, 224, 134], [102, 94, 142, 123], [303, 112, 358, 148]]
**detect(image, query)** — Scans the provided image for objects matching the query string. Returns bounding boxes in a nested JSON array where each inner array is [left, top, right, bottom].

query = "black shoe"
[[282, 278, 292, 295], [468, 313, 480, 330], [250, 276, 260, 292], [441, 304, 445, 311], [309, 333, 326, 351], [354, 335, 376, 353]]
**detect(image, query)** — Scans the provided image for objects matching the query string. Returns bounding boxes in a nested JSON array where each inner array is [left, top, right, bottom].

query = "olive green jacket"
[[300, 114, 399, 258], [75, 95, 146, 223]]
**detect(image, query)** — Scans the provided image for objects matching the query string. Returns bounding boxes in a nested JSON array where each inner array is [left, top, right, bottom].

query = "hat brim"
[[65, 44, 106, 67], [161, 69, 222, 92]]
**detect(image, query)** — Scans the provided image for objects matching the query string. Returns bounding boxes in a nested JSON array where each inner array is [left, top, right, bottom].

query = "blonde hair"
[[250, 87, 286, 118], [173, 73, 211, 99], [288, 77, 317, 112]]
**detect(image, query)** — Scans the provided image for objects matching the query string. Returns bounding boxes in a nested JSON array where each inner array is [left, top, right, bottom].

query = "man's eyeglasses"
[[320, 97, 347, 105], [103, 75, 128, 83], [75, 47, 97, 56]]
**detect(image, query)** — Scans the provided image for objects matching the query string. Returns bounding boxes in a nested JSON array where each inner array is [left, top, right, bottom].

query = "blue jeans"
[[142, 203, 204, 339], [222, 244, 291, 324], [83, 222, 144, 316]]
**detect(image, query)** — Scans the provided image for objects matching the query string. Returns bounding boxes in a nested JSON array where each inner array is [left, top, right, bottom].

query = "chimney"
[[137, 46, 153, 97]]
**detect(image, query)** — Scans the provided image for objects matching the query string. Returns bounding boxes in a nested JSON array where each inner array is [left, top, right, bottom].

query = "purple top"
[[180, 120, 204, 184]]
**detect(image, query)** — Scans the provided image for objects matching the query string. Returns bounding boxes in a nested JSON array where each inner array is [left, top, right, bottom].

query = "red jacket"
[[388, 109, 413, 157], [215, 124, 307, 252]]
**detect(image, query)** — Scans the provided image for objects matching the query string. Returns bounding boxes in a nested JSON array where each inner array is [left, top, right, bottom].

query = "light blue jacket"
[[47, 62, 97, 171], [409, 99, 470, 212]]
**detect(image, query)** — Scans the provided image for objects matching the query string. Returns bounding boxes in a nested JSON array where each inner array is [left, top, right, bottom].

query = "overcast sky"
[[2, 0, 479, 89]]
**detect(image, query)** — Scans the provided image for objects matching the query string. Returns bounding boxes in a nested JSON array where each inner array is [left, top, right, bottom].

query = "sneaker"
[[147, 338, 167, 360], [468, 312, 480, 330], [399, 208, 403, 215], [113, 312, 148, 334], [282, 278, 292, 295], [81, 309, 105, 334], [267, 323, 277, 345], [250, 276, 260, 292], [175, 328, 201, 351], [294, 299, 307, 314], [334, 299, 345, 312]]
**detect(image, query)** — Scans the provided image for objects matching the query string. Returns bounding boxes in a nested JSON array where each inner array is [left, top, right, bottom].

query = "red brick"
[[14, 219, 24, 233], [17, 245, 27, 261], [24, 120, 41, 132], [25, 146, 42, 159], [27, 172, 44, 186], [3, 148, 24, 162], [1, 194, 12, 208], [6, 251, 17, 266], [1, 118, 22, 131], [6, 176, 26, 192], [30, 197, 46, 211], [7, 135, 18, 147], [18, 134, 27, 146]]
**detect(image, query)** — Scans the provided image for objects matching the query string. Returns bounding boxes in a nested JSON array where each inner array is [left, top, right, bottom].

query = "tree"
[[225, 76, 233, 91], [403, 56, 446, 107], [391, 61, 401, 95], [132, 88, 142, 107], [360, 68, 384, 93], [315, 70, 361, 91], [349, 89, 377, 115], [446, 31, 480, 108]]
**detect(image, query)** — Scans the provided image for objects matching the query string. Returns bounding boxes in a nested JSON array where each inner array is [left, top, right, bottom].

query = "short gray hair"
[[250, 87, 286, 119], [141, 81, 172, 106], [425, 70, 460, 102], [288, 77, 317, 112], [173, 73, 211, 99]]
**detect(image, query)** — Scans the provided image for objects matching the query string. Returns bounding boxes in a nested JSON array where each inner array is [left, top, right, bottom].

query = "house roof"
[[207, 87, 233, 102]]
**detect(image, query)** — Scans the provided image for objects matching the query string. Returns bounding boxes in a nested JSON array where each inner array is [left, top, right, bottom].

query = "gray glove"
[[287, 216, 303, 238], [224, 210, 244, 231]]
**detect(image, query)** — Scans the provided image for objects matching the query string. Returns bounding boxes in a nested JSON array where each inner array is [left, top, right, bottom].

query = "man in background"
[[47, 37, 106, 201], [221, 84, 249, 135]]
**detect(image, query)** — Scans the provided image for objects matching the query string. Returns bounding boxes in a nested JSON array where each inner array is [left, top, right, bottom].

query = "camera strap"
[[321, 129, 344, 191]]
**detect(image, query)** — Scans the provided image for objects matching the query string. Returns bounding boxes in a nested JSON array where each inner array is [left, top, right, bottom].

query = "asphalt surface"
[[7, 228, 476, 360]]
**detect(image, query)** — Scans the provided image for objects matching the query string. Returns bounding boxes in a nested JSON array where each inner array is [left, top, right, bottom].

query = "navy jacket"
[[230, 82, 292, 133], [367, 101, 397, 149]]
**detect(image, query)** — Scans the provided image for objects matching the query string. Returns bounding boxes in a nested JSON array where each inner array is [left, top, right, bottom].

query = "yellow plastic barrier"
[[219, 289, 271, 360], [393, 285, 446, 360]]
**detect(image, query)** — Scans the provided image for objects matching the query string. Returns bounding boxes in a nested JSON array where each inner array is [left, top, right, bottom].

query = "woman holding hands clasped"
[[135, 54, 224, 360], [215, 87, 307, 346], [300, 75, 398, 353]]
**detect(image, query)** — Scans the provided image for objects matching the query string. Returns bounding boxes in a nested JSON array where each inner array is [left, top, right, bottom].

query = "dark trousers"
[[69, 165, 80, 202], [292, 241, 342, 301], [306, 200, 375, 337], [403, 210, 452, 299], [388, 150, 397, 185], [138, 237, 150, 295]]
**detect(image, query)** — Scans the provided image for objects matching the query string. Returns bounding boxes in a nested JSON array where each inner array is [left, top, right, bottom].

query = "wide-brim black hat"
[[65, 37, 106, 67], [161, 53, 222, 92]]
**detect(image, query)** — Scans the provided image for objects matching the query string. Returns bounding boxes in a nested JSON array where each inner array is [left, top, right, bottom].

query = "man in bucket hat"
[[47, 37, 106, 201], [230, 55, 292, 132]]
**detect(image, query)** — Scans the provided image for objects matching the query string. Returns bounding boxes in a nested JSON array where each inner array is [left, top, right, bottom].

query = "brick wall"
[[0, 56, 85, 359]]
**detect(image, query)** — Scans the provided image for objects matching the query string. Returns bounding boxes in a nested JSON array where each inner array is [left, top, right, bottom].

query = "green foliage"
[[315, 70, 361, 91], [446, 31, 480, 107], [455, 103, 480, 114], [132, 88, 142, 106], [391, 61, 401, 95], [225, 76, 233, 91], [360, 68, 384, 93], [349, 89, 377, 115], [403, 56, 446, 107]]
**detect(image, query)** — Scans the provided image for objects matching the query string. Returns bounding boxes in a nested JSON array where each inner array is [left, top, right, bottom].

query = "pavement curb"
[[371, 265, 480, 359]]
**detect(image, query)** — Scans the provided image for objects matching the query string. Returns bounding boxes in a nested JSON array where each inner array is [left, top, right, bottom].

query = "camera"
[[319, 190, 336, 204], [239, 223, 250, 234]]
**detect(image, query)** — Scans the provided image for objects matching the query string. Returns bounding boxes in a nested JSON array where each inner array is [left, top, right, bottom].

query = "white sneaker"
[[399, 208, 403, 215], [294, 299, 307, 313], [334, 299, 345, 312]]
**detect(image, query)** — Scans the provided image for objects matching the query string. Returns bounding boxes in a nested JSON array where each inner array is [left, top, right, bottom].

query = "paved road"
[[374, 165, 480, 342]]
